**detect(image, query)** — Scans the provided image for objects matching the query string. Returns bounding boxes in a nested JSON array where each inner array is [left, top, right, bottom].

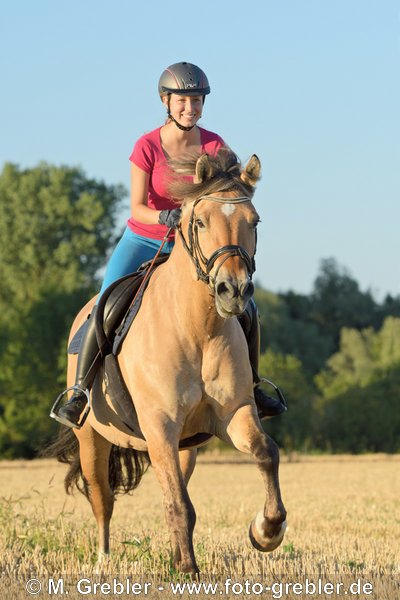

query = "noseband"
[[176, 195, 256, 289]]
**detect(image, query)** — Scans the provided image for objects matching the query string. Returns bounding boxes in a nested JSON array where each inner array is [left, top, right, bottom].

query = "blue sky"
[[1, 1, 399, 299]]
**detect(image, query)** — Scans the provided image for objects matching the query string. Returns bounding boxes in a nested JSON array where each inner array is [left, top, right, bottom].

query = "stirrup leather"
[[49, 385, 91, 429]]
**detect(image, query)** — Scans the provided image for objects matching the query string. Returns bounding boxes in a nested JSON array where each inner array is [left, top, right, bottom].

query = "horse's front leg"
[[221, 404, 287, 552], [146, 431, 198, 575]]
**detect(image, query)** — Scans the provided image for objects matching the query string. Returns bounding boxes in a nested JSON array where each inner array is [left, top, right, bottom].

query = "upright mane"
[[168, 147, 258, 203]]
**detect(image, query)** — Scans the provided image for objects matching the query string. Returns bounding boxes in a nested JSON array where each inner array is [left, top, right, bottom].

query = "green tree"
[[0, 162, 126, 457], [310, 257, 378, 343], [255, 287, 332, 375], [259, 349, 315, 452], [314, 317, 400, 452]]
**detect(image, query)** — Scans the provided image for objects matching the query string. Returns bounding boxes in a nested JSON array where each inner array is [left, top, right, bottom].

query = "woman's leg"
[[238, 299, 287, 420], [51, 229, 174, 428], [98, 227, 174, 298]]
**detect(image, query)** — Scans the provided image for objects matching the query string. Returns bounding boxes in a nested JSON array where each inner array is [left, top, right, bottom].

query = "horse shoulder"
[[201, 321, 254, 407]]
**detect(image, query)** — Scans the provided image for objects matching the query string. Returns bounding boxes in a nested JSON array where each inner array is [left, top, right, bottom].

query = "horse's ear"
[[195, 154, 214, 183], [240, 154, 261, 187]]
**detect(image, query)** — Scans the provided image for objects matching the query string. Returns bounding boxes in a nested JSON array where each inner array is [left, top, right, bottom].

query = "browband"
[[197, 195, 251, 204]]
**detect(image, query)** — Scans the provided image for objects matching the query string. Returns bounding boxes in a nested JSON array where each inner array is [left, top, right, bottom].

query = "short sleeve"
[[129, 136, 155, 173], [203, 133, 225, 156]]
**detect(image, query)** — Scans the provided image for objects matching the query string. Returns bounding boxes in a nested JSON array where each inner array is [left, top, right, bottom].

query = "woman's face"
[[164, 94, 203, 128]]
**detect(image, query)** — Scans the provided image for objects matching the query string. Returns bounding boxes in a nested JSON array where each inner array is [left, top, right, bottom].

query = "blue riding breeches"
[[98, 227, 175, 298]]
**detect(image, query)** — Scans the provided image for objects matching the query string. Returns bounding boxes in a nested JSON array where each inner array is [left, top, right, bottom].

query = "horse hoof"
[[179, 566, 200, 577], [94, 551, 110, 574], [249, 511, 287, 552]]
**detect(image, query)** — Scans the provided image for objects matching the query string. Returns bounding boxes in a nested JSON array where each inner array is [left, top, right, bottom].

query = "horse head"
[[170, 148, 261, 318]]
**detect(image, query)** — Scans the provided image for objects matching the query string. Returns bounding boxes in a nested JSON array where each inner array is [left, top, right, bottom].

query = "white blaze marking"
[[221, 203, 237, 217]]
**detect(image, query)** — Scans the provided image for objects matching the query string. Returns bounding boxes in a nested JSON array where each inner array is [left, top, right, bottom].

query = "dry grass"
[[0, 452, 399, 599]]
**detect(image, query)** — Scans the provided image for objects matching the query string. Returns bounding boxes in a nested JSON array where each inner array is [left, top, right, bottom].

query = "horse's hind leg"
[[179, 448, 197, 485], [146, 436, 198, 575], [75, 423, 114, 563], [222, 404, 287, 552]]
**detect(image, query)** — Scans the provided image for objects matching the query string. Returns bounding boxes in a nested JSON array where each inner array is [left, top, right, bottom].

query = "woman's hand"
[[158, 208, 182, 228]]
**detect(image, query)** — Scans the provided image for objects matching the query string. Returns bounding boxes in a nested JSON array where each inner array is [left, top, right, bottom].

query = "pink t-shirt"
[[128, 126, 225, 240]]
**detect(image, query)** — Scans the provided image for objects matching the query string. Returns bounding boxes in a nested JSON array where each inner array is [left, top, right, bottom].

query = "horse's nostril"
[[216, 280, 239, 298], [242, 281, 255, 299], [216, 281, 230, 297]]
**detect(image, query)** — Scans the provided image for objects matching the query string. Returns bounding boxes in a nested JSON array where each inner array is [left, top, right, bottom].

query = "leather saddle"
[[69, 253, 169, 356]]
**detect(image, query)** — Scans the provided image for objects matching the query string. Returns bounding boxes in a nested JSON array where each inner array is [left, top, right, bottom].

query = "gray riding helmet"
[[158, 62, 210, 96]]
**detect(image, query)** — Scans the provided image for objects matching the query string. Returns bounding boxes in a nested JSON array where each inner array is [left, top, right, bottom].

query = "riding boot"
[[50, 307, 101, 429], [238, 299, 287, 420]]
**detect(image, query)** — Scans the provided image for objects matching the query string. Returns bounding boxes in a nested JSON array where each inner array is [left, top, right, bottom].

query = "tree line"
[[0, 162, 399, 458], [256, 264, 400, 454]]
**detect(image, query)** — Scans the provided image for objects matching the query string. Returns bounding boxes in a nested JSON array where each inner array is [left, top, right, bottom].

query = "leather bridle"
[[176, 194, 257, 289]]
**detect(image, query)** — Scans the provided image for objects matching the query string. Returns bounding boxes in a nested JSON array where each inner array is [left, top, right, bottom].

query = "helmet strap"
[[167, 95, 196, 132], [168, 114, 196, 131]]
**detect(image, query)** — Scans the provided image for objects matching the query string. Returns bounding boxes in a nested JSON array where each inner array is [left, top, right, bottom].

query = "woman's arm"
[[130, 163, 161, 224]]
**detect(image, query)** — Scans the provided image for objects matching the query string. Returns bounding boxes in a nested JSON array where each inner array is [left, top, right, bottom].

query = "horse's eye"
[[195, 218, 205, 229], [252, 219, 260, 229]]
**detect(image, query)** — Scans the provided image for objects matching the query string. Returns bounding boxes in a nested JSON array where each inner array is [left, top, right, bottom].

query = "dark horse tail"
[[43, 427, 150, 499]]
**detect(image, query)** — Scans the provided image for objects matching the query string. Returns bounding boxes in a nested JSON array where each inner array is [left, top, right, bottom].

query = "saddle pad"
[[68, 319, 88, 354]]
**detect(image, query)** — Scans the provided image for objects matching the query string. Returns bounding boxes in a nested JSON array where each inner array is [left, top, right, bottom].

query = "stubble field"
[[0, 452, 399, 599]]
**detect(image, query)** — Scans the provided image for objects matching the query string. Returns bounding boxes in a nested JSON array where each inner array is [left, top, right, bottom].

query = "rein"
[[126, 229, 172, 312], [177, 195, 256, 288]]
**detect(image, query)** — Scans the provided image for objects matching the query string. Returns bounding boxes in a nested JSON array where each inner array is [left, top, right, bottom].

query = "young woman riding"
[[51, 61, 286, 429]]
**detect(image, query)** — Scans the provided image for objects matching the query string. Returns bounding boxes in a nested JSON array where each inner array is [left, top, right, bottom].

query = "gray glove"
[[158, 208, 182, 228]]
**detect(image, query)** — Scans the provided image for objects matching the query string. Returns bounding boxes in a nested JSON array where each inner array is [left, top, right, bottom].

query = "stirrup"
[[254, 378, 288, 411], [49, 385, 91, 429]]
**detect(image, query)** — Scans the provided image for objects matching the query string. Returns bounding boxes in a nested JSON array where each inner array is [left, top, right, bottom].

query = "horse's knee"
[[225, 404, 262, 453]]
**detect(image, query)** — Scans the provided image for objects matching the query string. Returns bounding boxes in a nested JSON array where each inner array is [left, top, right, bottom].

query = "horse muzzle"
[[214, 276, 255, 318]]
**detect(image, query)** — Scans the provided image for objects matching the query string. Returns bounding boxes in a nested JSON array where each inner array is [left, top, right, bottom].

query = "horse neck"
[[163, 240, 225, 338]]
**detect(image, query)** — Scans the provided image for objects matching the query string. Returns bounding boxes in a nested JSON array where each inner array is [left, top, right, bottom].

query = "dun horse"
[[51, 149, 287, 575]]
